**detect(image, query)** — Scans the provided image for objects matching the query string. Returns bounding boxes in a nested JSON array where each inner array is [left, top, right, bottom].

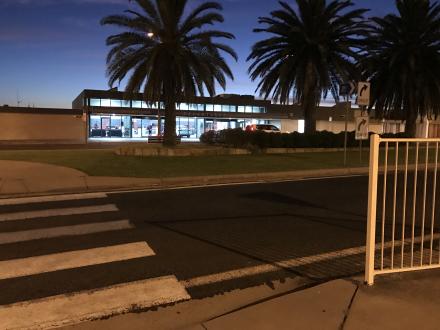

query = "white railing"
[[365, 135, 440, 285]]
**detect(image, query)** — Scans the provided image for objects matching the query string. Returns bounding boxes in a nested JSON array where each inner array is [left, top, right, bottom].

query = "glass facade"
[[86, 97, 278, 141], [89, 114, 280, 140], [88, 98, 266, 114]]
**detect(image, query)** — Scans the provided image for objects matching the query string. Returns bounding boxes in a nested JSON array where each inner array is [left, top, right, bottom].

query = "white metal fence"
[[365, 135, 440, 285]]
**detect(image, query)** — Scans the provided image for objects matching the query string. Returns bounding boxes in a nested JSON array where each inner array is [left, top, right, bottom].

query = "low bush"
[[200, 129, 405, 149], [199, 130, 217, 145]]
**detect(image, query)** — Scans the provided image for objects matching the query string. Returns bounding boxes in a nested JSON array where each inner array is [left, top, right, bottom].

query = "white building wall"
[[281, 119, 298, 133], [0, 113, 86, 144]]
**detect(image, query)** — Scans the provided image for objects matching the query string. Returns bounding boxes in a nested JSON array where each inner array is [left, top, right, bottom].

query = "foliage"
[[361, 0, 440, 136], [200, 129, 409, 150], [101, 0, 237, 146], [247, 0, 369, 133]]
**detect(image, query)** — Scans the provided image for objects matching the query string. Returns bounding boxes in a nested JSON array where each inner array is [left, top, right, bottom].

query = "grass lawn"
[[0, 149, 372, 178]]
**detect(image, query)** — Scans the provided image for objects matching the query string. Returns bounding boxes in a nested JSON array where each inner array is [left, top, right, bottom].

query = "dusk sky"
[[0, 0, 396, 109]]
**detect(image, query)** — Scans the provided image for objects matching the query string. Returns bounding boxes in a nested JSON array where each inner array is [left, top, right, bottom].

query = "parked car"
[[246, 124, 281, 133], [177, 128, 195, 138]]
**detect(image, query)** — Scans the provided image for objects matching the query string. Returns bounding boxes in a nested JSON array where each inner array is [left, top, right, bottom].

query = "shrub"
[[200, 130, 217, 144], [200, 129, 406, 149]]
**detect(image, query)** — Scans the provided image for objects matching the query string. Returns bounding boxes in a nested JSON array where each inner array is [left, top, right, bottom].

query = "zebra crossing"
[[0, 192, 190, 330]]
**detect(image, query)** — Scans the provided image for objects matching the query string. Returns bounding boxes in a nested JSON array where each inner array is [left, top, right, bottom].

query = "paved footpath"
[[199, 269, 440, 330]]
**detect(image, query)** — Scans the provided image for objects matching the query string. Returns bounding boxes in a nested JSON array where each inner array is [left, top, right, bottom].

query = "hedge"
[[200, 129, 409, 149]]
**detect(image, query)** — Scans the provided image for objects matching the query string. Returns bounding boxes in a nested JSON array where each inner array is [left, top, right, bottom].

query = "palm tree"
[[101, 0, 237, 146], [362, 0, 440, 137], [248, 0, 369, 134]]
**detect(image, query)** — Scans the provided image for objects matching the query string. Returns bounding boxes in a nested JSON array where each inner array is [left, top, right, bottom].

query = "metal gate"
[[365, 135, 440, 285]]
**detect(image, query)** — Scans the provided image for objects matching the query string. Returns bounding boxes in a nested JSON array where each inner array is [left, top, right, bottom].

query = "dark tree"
[[248, 0, 369, 134], [362, 0, 440, 137], [101, 0, 237, 146]]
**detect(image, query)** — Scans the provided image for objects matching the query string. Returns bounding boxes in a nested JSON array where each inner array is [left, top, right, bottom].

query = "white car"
[[254, 124, 281, 133]]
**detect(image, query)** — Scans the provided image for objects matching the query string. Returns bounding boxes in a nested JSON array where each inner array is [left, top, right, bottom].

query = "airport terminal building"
[[1, 88, 432, 145]]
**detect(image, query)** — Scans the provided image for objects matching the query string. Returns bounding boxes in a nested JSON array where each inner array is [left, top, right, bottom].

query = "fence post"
[[365, 134, 380, 285]]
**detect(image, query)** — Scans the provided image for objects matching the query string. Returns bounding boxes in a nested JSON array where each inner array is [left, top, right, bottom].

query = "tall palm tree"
[[101, 0, 237, 146], [248, 0, 369, 134], [362, 0, 440, 137]]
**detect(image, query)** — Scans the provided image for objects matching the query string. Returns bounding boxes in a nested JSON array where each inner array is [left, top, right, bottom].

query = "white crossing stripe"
[[183, 264, 280, 288], [183, 233, 440, 288], [0, 192, 108, 206], [0, 204, 119, 222], [0, 242, 154, 280], [0, 219, 134, 245], [0, 276, 190, 329]]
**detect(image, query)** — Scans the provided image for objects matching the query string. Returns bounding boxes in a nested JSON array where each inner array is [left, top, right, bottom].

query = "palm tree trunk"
[[163, 98, 177, 147], [304, 93, 317, 134], [404, 93, 417, 137], [405, 111, 417, 137], [303, 62, 317, 134]]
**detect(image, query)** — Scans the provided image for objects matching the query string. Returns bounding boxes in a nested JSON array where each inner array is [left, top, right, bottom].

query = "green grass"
[[0, 149, 371, 178]]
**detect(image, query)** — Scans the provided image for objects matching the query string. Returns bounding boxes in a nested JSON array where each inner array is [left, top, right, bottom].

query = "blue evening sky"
[[0, 0, 396, 108]]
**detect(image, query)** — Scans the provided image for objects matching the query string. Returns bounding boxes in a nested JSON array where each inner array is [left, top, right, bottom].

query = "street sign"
[[357, 82, 370, 106], [355, 116, 369, 140]]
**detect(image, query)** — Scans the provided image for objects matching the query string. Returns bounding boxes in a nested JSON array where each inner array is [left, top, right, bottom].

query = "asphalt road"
[[0, 175, 373, 308], [2, 172, 439, 328]]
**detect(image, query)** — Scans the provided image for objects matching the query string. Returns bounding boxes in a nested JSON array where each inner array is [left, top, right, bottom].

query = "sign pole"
[[344, 96, 349, 167], [340, 81, 355, 167], [360, 105, 363, 163], [355, 82, 371, 161]]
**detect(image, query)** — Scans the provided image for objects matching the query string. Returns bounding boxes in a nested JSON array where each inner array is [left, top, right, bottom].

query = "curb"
[[0, 167, 370, 199]]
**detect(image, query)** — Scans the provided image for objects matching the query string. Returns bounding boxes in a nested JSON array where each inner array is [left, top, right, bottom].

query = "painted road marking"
[[183, 234, 440, 288], [107, 174, 366, 195], [0, 204, 119, 222], [0, 219, 134, 245], [0, 192, 108, 206], [0, 276, 190, 330], [0, 242, 154, 280], [183, 264, 280, 288]]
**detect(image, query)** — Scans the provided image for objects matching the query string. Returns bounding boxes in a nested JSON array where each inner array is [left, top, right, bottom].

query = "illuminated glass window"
[[90, 115, 101, 129], [253, 106, 265, 113], [206, 104, 214, 111], [110, 100, 122, 107], [179, 103, 189, 110], [132, 101, 142, 108], [214, 104, 222, 112], [142, 101, 151, 108], [237, 106, 245, 113], [189, 104, 198, 111], [122, 100, 130, 108], [197, 104, 204, 111], [101, 99, 111, 107], [110, 116, 122, 128], [89, 99, 100, 107], [245, 106, 253, 113]]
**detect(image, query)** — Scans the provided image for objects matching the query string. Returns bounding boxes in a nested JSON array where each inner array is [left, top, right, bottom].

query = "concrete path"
[[0, 160, 369, 197], [204, 279, 356, 330], [202, 269, 440, 330], [0, 160, 162, 196]]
